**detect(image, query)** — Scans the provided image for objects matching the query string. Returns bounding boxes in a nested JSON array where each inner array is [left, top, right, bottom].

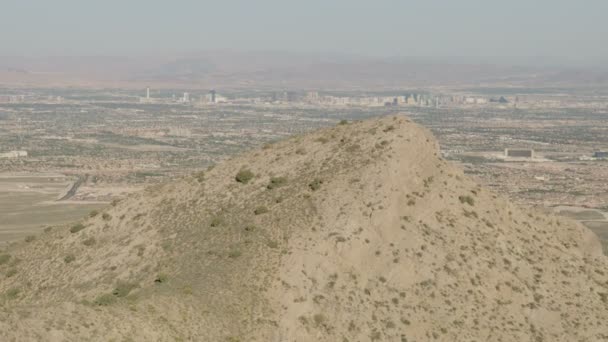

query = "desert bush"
[[82, 237, 96, 246], [154, 273, 169, 284], [64, 254, 76, 264], [5, 288, 20, 299], [235, 169, 254, 184], [313, 314, 327, 325], [5, 268, 17, 278], [267, 177, 287, 190], [459, 195, 475, 206], [295, 148, 306, 155], [309, 179, 323, 191], [102, 213, 112, 221], [70, 223, 85, 233], [339, 120, 348, 125], [89, 210, 99, 217], [94, 293, 116, 306], [228, 249, 242, 258], [24, 235, 35, 243], [267, 240, 279, 249], [383, 125, 395, 132], [194, 171, 205, 183], [210, 217, 224, 227], [254, 206, 269, 215], [113, 282, 138, 298], [0, 254, 11, 265]]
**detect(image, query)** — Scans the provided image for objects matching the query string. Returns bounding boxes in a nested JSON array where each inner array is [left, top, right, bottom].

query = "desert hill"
[[0, 115, 607, 341]]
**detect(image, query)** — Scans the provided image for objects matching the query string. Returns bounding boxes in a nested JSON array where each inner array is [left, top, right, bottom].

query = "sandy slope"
[[0, 115, 606, 341]]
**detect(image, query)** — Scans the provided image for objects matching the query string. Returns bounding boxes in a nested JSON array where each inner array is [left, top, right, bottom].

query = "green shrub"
[[5, 268, 17, 278], [210, 217, 224, 227], [194, 171, 205, 183], [70, 223, 85, 233], [267, 177, 287, 190], [89, 210, 99, 218], [309, 179, 323, 191], [112, 282, 138, 298], [102, 213, 112, 221], [254, 206, 269, 215], [313, 314, 327, 325], [458, 195, 475, 206], [24, 235, 35, 243], [339, 120, 348, 125], [5, 288, 20, 299], [0, 254, 11, 265], [267, 240, 279, 249], [235, 169, 254, 184], [94, 293, 116, 306], [154, 273, 169, 284], [228, 249, 242, 258], [82, 237, 96, 246], [64, 254, 76, 264]]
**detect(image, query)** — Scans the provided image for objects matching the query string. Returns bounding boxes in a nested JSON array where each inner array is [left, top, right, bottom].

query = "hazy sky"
[[2, 0, 607, 65]]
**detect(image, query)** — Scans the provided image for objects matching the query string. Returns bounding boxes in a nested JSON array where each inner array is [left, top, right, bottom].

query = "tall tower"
[[210, 89, 216, 103], [146, 87, 150, 99]]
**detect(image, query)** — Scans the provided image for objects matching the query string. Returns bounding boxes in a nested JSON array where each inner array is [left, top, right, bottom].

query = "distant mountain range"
[[0, 51, 607, 89]]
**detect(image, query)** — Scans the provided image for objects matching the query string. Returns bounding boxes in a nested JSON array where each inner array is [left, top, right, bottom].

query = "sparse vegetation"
[[254, 206, 269, 215], [0, 254, 11, 265], [267, 176, 287, 190], [309, 178, 323, 191], [155, 273, 169, 284], [24, 235, 35, 243], [194, 171, 205, 183], [70, 223, 85, 233], [89, 210, 99, 217], [102, 213, 112, 221], [94, 293, 116, 306], [112, 282, 138, 298], [5, 288, 20, 299], [228, 249, 242, 258], [459, 195, 475, 206], [5, 268, 17, 278], [210, 217, 224, 227], [235, 169, 254, 184], [339, 120, 348, 125], [82, 237, 96, 246], [64, 254, 76, 264]]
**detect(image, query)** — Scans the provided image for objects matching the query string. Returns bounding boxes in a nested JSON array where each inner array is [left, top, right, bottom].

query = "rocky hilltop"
[[1, 115, 606, 341]]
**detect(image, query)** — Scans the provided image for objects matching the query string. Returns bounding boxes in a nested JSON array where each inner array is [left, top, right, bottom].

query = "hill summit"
[[1, 115, 607, 341]]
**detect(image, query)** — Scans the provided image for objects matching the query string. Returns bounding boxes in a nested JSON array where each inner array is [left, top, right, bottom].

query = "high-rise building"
[[146, 87, 150, 99], [183, 92, 190, 103]]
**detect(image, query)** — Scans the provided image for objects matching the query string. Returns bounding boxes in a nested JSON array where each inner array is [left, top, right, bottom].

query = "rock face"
[[1, 115, 607, 341]]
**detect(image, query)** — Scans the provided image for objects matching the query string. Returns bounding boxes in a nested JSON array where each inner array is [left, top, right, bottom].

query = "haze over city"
[[1, 1, 607, 341]]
